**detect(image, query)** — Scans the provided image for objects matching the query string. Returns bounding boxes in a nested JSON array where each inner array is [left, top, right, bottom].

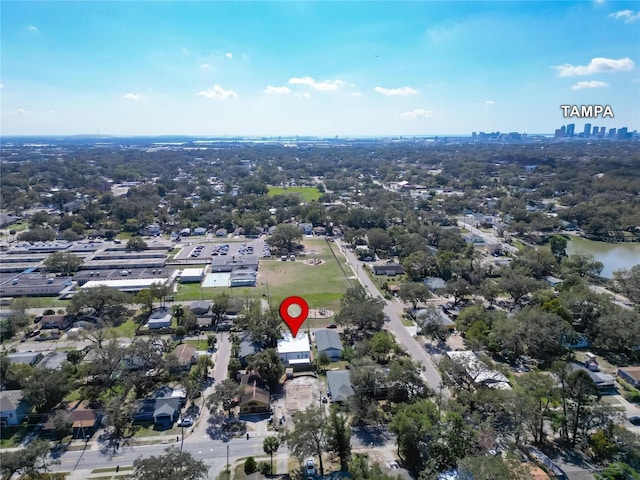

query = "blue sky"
[[1, 1, 639, 136]]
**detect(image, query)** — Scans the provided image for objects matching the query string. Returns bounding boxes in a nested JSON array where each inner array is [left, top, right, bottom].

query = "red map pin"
[[279, 296, 309, 337]]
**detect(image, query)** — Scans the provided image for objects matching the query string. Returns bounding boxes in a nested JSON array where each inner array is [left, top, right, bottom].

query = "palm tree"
[[263, 436, 280, 474]]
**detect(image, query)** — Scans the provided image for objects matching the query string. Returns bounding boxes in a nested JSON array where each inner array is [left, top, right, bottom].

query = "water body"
[[566, 236, 640, 278]]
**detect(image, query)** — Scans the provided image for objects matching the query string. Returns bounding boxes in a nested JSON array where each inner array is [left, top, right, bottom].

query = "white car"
[[177, 416, 193, 427], [305, 459, 316, 476]]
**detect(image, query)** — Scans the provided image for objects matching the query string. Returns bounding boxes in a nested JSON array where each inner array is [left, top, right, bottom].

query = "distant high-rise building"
[[617, 127, 628, 139], [583, 123, 591, 137], [554, 127, 564, 139], [599, 126, 606, 136], [592, 125, 599, 136], [608, 128, 617, 138], [566, 124, 575, 137]]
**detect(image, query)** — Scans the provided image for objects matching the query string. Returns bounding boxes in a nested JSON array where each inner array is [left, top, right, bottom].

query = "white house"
[[277, 333, 311, 367], [0, 390, 30, 426]]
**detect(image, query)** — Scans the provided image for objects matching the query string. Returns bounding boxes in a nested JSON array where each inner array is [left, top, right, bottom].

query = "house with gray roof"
[[315, 330, 343, 362], [326, 370, 355, 403], [0, 390, 30, 426]]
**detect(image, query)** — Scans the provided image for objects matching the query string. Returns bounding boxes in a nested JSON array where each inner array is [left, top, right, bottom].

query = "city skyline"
[[1, 1, 639, 136]]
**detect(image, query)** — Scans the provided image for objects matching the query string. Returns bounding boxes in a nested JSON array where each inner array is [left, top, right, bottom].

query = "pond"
[[566, 236, 640, 278]]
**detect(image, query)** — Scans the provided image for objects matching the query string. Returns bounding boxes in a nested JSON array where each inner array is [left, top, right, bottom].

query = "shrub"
[[244, 457, 257, 475]]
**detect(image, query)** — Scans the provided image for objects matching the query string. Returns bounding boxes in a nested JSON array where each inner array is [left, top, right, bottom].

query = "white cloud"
[[289, 76, 316, 85], [374, 86, 418, 96], [225, 52, 233, 59], [484, 100, 495, 105], [265, 85, 291, 95], [27, 25, 39, 33], [571, 80, 609, 90], [181, 47, 191, 55], [200, 63, 211, 69], [123, 93, 143, 100], [555, 57, 635, 77], [0, 83, 4, 89], [288, 76, 345, 91], [312, 80, 344, 91], [196, 84, 238, 100], [608, 10, 640, 22], [295, 92, 311, 99], [401, 109, 436, 120], [594, 0, 606, 4]]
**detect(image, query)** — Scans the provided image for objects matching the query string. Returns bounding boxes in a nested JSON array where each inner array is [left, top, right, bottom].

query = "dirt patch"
[[272, 376, 322, 424], [304, 258, 326, 266]]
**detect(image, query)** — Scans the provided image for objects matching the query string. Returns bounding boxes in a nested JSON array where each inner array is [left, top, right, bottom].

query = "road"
[[336, 240, 448, 397]]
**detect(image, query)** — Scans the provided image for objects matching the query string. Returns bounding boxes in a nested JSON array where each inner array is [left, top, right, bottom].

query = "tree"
[[402, 250, 437, 281], [103, 397, 135, 446], [335, 285, 387, 341], [458, 454, 533, 480], [562, 252, 603, 278], [287, 405, 328, 476], [550, 235, 568, 260], [23, 368, 70, 413], [68, 285, 130, 323], [500, 269, 544, 306], [129, 446, 208, 480], [43, 251, 83, 276], [126, 236, 148, 251], [613, 264, 640, 304], [326, 408, 351, 471], [207, 379, 242, 416], [263, 436, 280, 474], [135, 289, 155, 314], [398, 282, 431, 310], [349, 454, 403, 480], [511, 371, 558, 444], [593, 309, 640, 354], [367, 228, 392, 254], [0, 439, 58, 479], [50, 410, 73, 440], [389, 399, 439, 473], [270, 223, 303, 253], [247, 348, 284, 390]]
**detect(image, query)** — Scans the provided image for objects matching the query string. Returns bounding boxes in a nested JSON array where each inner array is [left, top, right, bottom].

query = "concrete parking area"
[[174, 239, 265, 261]]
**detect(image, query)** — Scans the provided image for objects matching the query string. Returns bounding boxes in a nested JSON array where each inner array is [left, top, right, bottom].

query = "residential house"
[[146, 307, 172, 329], [133, 386, 185, 427], [43, 401, 100, 439], [277, 333, 311, 368], [568, 363, 615, 391], [239, 333, 262, 368], [0, 390, 30, 426], [37, 352, 68, 370], [190, 300, 211, 316], [7, 351, 43, 366], [326, 370, 355, 403], [238, 372, 270, 415], [173, 344, 197, 371], [40, 314, 72, 330], [299, 223, 313, 235], [617, 366, 640, 388], [315, 330, 343, 362], [372, 264, 405, 276]]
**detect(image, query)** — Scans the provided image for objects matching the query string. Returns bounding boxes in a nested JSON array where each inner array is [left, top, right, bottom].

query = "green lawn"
[[267, 186, 322, 203], [175, 238, 351, 315], [109, 319, 137, 338]]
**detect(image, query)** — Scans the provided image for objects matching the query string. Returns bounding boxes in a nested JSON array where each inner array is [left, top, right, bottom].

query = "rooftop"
[[277, 332, 310, 354]]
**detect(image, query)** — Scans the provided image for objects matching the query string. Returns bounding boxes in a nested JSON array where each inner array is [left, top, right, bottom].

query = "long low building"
[[0, 271, 74, 297], [446, 350, 511, 390], [79, 271, 178, 294]]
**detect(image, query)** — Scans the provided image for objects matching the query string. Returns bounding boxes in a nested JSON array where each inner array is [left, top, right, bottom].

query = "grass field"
[[175, 238, 352, 320], [267, 186, 322, 202], [232, 238, 351, 314]]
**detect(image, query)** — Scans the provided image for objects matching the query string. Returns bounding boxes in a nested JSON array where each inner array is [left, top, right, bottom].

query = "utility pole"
[[226, 444, 230, 473]]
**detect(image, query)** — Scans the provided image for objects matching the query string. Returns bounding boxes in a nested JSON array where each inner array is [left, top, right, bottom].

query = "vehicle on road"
[[629, 416, 640, 426], [305, 459, 316, 476]]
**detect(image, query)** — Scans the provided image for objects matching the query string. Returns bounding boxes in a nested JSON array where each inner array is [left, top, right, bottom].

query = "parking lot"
[[174, 239, 266, 261]]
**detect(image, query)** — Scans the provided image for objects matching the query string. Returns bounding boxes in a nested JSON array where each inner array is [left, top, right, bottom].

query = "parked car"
[[177, 416, 194, 427], [629, 416, 640, 426], [326, 324, 337, 329]]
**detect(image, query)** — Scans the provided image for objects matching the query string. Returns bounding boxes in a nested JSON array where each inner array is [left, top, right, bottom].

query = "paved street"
[[336, 240, 448, 397]]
